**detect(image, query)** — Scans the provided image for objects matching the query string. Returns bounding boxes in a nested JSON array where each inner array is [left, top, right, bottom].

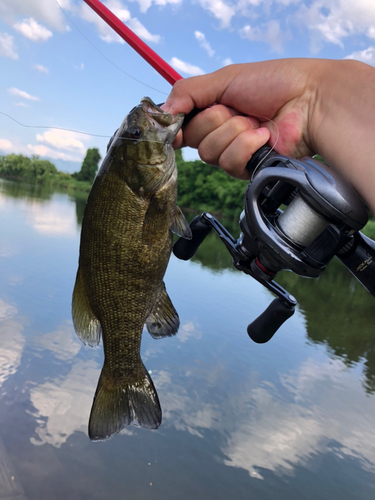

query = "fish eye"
[[128, 127, 143, 140]]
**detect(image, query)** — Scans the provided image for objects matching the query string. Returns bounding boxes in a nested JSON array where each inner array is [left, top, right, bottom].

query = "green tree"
[[73, 148, 101, 183], [175, 149, 247, 215]]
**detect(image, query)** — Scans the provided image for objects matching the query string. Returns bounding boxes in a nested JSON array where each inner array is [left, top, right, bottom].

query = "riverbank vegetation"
[[0, 149, 374, 238], [0, 149, 101, 194]]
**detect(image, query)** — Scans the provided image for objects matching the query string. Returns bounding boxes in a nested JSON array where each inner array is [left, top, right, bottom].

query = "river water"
[[0, 178, 374, 499]]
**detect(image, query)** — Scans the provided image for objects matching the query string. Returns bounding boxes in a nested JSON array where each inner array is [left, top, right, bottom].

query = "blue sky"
[[1, 0, 375, 172]]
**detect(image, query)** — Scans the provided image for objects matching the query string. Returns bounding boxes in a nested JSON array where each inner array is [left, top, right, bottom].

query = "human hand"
[[162, 59, 321, 180], [162, 58, 375, 214]]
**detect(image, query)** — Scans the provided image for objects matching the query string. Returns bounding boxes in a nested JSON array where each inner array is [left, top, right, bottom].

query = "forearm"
[[311, 60, 375, 213]]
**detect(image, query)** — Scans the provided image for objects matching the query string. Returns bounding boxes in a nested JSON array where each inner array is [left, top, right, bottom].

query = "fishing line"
[[0, 111, 112, 137], [251, 115, 280, 179], [0, 111, 168, 143], [53, 0, 168, 96]]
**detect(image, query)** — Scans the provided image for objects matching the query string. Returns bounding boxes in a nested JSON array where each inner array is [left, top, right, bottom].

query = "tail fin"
[[88, 363, 161, 441]]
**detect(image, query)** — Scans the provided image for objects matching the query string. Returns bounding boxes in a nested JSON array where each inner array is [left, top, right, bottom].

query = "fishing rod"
[[82, 0, 182, 85], [85, 0, 375, 343]]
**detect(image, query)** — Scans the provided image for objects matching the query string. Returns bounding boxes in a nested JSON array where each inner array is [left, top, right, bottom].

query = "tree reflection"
[[0, 178, 55, 201]]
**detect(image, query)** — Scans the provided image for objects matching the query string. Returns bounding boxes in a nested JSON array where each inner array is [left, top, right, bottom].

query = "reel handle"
[[173, 214, 212, 260], [247, 298, 295, 343]]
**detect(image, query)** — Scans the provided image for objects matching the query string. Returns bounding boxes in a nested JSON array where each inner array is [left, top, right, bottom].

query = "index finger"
[[161, 65, 245, 116]]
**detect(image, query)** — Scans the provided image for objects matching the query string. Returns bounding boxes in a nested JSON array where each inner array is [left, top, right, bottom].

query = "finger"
[[172, 129, 184, 149], [184, 105, 240, 149], [172, 104, 260, 151], [197, 115, 258, 166], [218, 127, 270, 180], [161, 65, 245, 115]]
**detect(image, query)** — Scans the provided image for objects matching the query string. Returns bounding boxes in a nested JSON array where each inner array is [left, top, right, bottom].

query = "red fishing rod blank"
[[83, 0, 183, 86]]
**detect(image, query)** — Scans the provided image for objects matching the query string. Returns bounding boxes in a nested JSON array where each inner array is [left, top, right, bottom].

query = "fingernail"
[[256, 127, 270, 139]]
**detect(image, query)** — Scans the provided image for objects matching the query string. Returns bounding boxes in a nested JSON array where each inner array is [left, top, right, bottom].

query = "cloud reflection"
[[32, 323, 81, 361], [224, 359, 375, 479], [30, 360, 100, 448], [153, 356, 375, 480], [26, 200, 77, 237], [0, 299, 25, 388]]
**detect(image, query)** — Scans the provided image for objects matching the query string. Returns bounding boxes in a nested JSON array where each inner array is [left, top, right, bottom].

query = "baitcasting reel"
[[173, 146, 375, 343]]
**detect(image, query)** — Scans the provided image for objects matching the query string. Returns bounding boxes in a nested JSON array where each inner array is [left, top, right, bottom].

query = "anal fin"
[[146, 282, 180, 339], [72, 267, 102, 346]]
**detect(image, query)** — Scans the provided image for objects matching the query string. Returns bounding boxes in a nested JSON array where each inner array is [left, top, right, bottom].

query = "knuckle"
[[218, 150, 238, 176], [171, 78, 188, 96], [198, 142, 218, 165], [229, 115, 252, 135], [204, 104, 233, 129]]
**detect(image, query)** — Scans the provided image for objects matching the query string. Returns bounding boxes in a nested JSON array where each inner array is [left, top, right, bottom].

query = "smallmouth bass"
[[72, 98, 191, 441]]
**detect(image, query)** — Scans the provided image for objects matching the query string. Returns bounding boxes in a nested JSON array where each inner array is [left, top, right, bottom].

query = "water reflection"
[[150, 356, 375, 481], [189, 219, 375, 395], [0, 178, 55, 201], [0, 298, 24, 388], [222, 357, 375, 479], [29, 360, 100, 448], [0, 179, 375, 499], [277, 259, 375, 394]]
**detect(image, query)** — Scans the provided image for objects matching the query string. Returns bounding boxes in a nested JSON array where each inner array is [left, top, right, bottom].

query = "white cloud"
[[34, 64, 49, 74], [195, 31, 215, 56], [14, 17, 53, 42], [80, 0, 130, 44], [222, 57, 233, 66], [239, 20, 290, 53], [128, 18, 161, 43], [170, 57, 205, 76], [133, 0, 182, 14], [14, 102, 30, 107], [25, 144, 83, 162], [0, 139, 12, 150], [0, 130, 88, 163], [36, 129, 86, 154], [80, 0, 161, 44], [8, 87, 40, 101], [0, 0, 70, 30], [0, 32, 18, 59], [345, 46, 375, 66], [295, 1, 375, 53], [197, 0, 236, 28], [74, 62, 85, 71]]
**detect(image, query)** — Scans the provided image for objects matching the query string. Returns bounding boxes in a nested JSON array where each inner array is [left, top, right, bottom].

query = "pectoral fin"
[[72, 267, 102, 347], [146, 282, 180, 339], [171, 206, 192, 239]]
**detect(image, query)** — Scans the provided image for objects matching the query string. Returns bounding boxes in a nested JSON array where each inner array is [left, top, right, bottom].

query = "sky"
[[1, 0, 375, 172]]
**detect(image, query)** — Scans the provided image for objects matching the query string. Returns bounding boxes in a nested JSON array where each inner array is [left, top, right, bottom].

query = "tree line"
[[0, 149, 101, 193], [0, 148, 247, 214], [1, 149, 374, 236]]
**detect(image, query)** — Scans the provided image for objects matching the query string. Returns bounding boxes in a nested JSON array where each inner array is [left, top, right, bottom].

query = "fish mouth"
[[141, 97, 184, 133]]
